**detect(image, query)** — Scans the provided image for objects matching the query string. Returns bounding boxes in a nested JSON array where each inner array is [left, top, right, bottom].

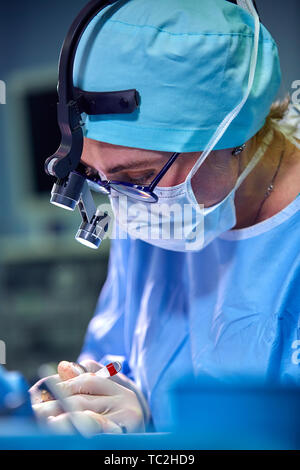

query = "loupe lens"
[[50, 194, 77, 211], [110, 183, 158, 202], [75, 211, 110, 249], [50, 172, 86, 210], [75, 229, 101, 249]]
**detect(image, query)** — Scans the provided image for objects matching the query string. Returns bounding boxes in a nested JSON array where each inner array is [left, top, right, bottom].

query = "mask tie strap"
[[185, 0, 260, 193], [233, 128, 274, 192]]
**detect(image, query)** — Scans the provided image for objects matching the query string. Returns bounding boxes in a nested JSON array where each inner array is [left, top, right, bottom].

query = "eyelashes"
[[117, 171, 156, 185], [129, 174, 155, 185], [97, 168, 157, 185]]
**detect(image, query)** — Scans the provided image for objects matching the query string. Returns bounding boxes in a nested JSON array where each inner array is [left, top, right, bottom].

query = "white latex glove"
[[30, 360, 94, 405], [47, 410, 124, 435], [30, 359, 147, 434]]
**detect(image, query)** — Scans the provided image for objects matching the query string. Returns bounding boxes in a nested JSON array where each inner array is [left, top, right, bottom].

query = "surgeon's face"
[[81, 137, 240, 207]]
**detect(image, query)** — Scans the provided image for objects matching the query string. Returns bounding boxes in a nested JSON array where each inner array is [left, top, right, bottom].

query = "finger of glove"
[[57, 372, 124, 398], [47, 410, 120, 435], [81, 410, 122, 434], [33, 393, 118, 419], [103, 407, 145, 433]]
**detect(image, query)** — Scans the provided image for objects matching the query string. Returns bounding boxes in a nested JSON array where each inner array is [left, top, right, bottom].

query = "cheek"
[[81, 140, 95, 167], [191, 157, 239, 206], [157, 156, 199, 187], [81, 139, 106, 175]]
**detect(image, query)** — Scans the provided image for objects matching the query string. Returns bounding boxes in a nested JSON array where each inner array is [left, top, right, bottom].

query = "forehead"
[[84, 137, 149, 156], [82, 137, 168, 173]]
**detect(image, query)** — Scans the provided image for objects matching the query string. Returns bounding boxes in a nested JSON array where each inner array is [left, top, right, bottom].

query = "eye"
[[127, 172, 155, 185], [114, 171, 155, 185]]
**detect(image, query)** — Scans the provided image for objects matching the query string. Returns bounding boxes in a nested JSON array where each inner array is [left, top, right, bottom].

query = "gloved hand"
[[30, 360, 94, 405], [30, 360, 146, 434], [46, 409, 124, 434]]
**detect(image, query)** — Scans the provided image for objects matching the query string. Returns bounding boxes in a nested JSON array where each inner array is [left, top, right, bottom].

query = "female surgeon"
[[30, 0, 300, 434]]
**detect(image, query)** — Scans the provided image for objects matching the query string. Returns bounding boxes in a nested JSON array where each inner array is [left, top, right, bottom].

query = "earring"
[[232, 144, 246, 156]]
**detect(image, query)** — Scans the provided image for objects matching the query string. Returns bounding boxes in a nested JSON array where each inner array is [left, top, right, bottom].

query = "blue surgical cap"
[[73, 0, 281, 151]]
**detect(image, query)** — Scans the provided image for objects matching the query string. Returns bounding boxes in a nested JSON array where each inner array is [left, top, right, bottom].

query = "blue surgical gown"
[[78, 192, 300, 431], [0, 367, 33, 417]]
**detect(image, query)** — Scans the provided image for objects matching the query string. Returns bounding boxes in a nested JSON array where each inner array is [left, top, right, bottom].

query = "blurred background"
[[0, 0, 299, 384]]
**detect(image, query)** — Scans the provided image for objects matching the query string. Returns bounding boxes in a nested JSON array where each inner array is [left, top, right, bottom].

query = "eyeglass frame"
[[77, 151, 181, 203]]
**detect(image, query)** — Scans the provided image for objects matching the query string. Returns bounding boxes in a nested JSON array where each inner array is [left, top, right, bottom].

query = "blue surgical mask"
[[110, 129, 274, 252]]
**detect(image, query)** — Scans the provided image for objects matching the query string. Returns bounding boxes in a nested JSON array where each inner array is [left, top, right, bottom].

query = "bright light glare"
[[51, 201, 75, 211], [75, 236, 98, 249]]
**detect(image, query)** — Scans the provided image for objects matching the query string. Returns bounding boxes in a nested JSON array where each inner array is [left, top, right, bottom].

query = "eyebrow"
[[106, 160, 154, 174]]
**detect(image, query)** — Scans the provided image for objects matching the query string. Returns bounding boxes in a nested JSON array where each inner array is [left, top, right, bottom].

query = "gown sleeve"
[[77, 233, 152, 425], [77, 234, 132, 378]]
